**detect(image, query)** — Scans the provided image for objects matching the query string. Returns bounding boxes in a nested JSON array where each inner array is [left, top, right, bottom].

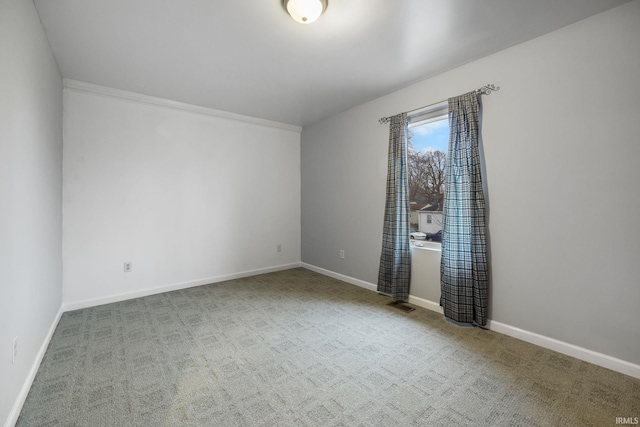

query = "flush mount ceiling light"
[[283, 0, 327, 24]]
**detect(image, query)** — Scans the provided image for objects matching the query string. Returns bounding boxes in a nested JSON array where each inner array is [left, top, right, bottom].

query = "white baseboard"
[[302, 263, 640, 380], [5, 307, 64, 427], [486, 320, 640, 379], [408, 294, 443, 314], [300, 263, 442, 314], [62, 262, 302, 312], [300, 263, 377, 292]]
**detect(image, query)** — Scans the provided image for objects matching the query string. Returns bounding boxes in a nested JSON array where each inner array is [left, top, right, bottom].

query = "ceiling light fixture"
[[283, 0, 327, 24]]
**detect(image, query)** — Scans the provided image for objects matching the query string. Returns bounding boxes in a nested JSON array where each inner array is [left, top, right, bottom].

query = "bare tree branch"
[[408, 135, 445, 206]]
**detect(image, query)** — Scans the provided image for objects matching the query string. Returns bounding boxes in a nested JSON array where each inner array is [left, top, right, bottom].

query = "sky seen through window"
[[410, 119, 448, 153]]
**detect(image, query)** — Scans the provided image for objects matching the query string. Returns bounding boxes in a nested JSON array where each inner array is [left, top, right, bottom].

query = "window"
[[408, 103, 448, 242]]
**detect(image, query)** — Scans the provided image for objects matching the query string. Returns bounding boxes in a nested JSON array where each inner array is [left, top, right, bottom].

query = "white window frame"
[[408, 102, 448, 250], [408, 101, 448, 128]]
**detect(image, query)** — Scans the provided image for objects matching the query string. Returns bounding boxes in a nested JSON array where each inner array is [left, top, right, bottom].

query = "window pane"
[[408, 118, 447, 242]]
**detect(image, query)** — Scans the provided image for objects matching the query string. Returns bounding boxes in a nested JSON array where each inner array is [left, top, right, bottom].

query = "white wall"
[[301, 1, 640, 368], [409, 246, 441, 303], [63, 85, 301, 306], [0, 0, 63, 424]]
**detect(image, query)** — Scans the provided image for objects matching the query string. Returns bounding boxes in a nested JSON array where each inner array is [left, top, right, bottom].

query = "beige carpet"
[[18, 268, 639, 426]]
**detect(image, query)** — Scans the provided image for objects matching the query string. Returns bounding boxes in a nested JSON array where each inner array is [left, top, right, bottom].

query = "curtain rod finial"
[[479, 84, 500, 95]]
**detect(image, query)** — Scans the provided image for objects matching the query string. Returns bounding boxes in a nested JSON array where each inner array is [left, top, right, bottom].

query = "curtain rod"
[[378, 84, 500, 124]]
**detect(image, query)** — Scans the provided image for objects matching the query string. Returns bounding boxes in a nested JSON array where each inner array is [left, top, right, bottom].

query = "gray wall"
[[0, 0, 63, 423], [301, 1, 640, 365]]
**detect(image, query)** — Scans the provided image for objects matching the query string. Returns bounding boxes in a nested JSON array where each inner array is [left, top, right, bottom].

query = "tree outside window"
[[408, 116, 447, 237]]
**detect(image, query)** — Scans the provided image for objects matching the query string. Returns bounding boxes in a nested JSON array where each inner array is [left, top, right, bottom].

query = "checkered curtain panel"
[[440, 92, 489, 326], [377, 112, 411, 303]]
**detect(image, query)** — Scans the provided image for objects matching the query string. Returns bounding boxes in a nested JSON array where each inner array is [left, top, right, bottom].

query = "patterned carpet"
[[18, 268, 639, 426]]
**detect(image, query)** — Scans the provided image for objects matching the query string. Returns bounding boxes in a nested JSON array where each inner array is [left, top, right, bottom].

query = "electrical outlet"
[[339, 250, 345, 259], [124, 262, 132, 272], [277, 244, 282, 253], [12, 337, 17, 364]]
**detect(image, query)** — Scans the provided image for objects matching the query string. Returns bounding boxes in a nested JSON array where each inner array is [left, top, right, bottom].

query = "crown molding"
[[63, 79, 302, 133]]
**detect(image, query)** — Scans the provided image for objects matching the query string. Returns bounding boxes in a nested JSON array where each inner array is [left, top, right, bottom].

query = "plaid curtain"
[[440, 92, 488, 326], [377, 113, 411, 303]]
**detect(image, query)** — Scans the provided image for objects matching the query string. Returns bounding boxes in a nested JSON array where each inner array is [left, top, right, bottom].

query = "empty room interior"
[[2, 0, 639, 425]]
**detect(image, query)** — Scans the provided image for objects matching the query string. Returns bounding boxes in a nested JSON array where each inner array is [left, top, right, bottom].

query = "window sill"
[[410, 241, 442, 252]]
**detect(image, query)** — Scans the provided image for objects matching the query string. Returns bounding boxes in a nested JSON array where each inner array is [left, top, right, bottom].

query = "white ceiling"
[[34, 0, 631, 127]]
